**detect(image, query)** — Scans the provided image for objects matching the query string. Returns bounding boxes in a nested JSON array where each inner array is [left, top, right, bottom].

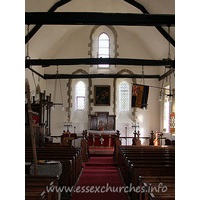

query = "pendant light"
[[52, 66, 64, 111], [158, 67, 166, 101], [167, 74, 173, 102]]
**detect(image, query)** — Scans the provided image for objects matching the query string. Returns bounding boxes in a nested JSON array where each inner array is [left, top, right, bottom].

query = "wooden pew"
[[45, 146, 82, 181], [149, 192, 175, 200], [121, 154, 174, 195], [43, 146, 82, 180], [25, 175, 59, 200], [26, 146, 82, 183], [118, 146, 175, 200], [119, 156, 175, 188], [25, 191, 46, 200], [25, 150, 74, 189], [118, 146, 175, 174], [139, 176, 175, 200], [119, 151, 174, 187], [42, 144, 83, 176], [129, 164, 174, 199], [25, 146, 83, 199], [25, 181, 53, 200]]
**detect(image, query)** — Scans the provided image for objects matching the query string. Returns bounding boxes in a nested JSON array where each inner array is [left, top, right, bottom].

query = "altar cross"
[[132, 121, 139, 132], [100, 137, 104, 145], [99, 120, 104, 129]]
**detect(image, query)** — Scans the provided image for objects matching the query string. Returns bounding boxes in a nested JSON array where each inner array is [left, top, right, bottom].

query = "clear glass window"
[[98, 33, 110, 68], [163, 86, 170, 132], [119, 81, 129, 111], [75, 81, 85, 110]]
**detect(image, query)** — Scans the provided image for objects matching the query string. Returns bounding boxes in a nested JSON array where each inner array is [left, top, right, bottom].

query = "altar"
[[88, 112, 116, 148], [88, 130, 115, 148]]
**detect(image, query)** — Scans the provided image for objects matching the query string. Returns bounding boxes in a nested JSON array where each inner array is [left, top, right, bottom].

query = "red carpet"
[[89, 148, 114, 157], [86, 157, 116, 166], [89, 148, 114, 151], [71, 156, 128, 200]]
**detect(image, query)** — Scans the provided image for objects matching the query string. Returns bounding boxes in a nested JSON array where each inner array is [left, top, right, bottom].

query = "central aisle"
[[71, 155, 129, 200]]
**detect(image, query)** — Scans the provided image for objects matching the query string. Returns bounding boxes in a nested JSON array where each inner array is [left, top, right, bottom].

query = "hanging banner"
[[170, 112, 175, 134], [131, 84, 149, 108]]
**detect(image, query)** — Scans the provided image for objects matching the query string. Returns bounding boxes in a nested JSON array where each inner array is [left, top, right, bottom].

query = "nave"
[[25, 0, 176, 199], [71, 150, 129, 200]]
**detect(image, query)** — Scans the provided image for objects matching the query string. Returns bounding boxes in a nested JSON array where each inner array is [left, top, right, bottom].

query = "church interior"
[[24, 0, 178, 199]]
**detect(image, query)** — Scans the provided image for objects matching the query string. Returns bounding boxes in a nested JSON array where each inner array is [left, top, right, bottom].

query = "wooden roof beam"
[[25, 58, 175, 68], [44, 73, 160, 79], [25, 12, 175, 26], [159, 68, 175, 81], [25, 0, 72, 44], [124, 0, 175, 47]]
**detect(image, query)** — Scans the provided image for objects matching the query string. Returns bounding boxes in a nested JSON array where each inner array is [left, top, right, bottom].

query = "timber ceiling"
[[25, 0, 175, 79]]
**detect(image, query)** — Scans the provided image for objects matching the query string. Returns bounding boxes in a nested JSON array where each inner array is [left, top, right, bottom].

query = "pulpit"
[[88, 112, 116, 148]]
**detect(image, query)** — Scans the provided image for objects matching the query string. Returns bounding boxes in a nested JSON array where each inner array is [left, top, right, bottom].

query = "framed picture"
[[94, 85, 110, 106]]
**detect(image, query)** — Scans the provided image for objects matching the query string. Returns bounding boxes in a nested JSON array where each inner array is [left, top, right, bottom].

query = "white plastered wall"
[[25, 23, 174, 147]]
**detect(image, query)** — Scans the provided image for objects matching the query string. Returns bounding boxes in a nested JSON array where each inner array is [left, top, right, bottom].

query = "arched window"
[[75, 81, 85, 110], [163, 85, 170, 133], [89, 26, 118, 72], [119, 81, 129, 111], [98, 33, 110, 68]]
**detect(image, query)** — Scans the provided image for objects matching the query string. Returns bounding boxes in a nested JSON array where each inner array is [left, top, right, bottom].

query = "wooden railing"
[[80, 130, 173, 163]]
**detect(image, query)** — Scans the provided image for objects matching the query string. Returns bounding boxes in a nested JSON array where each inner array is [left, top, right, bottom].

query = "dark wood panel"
[[89, 115, 97, 130], [89, 112, 116, 130], [108, 116, 115, 130]]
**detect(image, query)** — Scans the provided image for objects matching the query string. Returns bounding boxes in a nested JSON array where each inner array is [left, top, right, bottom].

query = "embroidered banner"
[[131, 84, 149, 108]]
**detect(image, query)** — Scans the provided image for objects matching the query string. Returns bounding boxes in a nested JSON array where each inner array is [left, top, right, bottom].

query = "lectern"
[[61, 131, 77, 146]]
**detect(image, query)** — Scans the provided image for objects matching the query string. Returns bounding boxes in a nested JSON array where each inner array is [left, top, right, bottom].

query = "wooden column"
[[149, 130, 154, 145], [81, 130, 89, 162], [132, 131, 141, 145], [26, 84, 38, 175], [86, 132, 90, 158], [113, 130, 121, 162]]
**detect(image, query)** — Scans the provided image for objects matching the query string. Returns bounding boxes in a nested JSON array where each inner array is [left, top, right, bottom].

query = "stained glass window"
[[119, 81, 129, 111]]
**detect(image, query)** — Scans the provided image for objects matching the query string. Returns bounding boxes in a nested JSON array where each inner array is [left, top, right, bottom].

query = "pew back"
[[25, 175, 59, 200], [118, 146, 175, 200], [25, 145, 83, 199]]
